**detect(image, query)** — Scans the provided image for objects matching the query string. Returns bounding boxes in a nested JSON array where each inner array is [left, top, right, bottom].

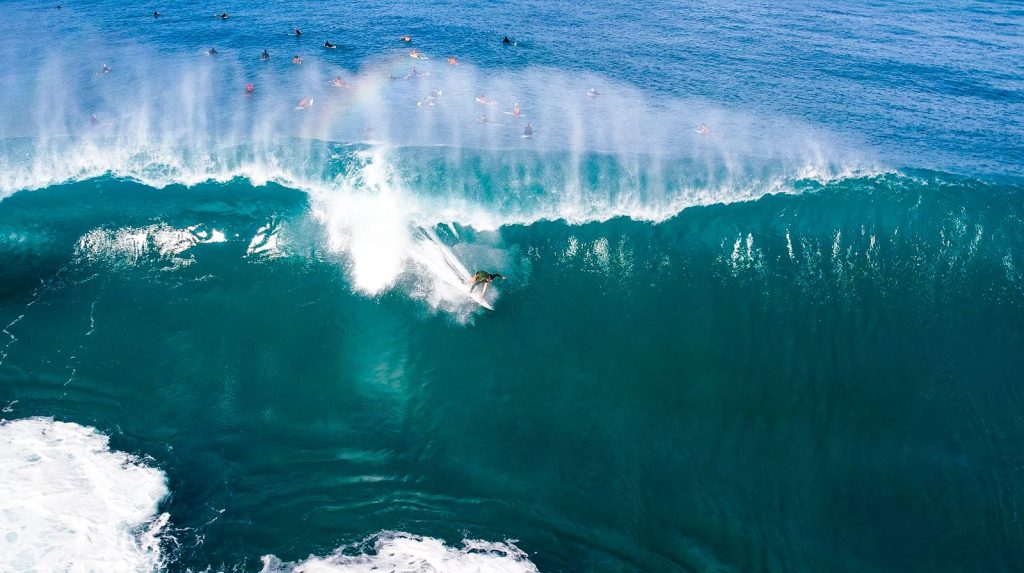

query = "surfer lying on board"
[[469, 271, 505, 296]]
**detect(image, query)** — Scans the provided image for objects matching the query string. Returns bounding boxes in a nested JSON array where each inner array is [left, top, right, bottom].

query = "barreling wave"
[[0, 42, 882, 316]]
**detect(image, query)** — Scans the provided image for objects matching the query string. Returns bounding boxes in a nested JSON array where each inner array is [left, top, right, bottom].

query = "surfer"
[[324, 41, 336, 49], [476, 95, 496, 105], [206, 47, 219, 56], [261, 49, 270, 60], [476, 115, 488, 124], [245, 82, 254, 94], [400, 35, 412, 42], [292, 55, 302, 64], [330, 77, 349, 88], [218, 12, 228, 19], [297, 96, 312, 109], [502, 36, 511, 45], [102, 64, 111, 74], [524, 123, 533, 137], [469, 271, 505, 296], [447, 55, 458, 65], [587, 88, 600, 97], [90, 113, 99, 126], [512, 102, 521, 118], [697, 123, 710, 134], [294, 28, 302, 36], [153, 10, 160, 17], [410, 49, 425, 59]]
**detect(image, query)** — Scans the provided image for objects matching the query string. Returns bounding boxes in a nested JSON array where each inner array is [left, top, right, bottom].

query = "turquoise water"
[[1, 1, 1023, 572]]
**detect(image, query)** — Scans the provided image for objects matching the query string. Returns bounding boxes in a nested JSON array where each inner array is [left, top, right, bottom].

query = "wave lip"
[[259, 531, 539, 573], [0, 417, 170, 573]]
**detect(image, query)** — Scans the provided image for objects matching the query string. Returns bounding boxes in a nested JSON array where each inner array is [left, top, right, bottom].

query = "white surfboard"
[[469, 290, 494, 310]]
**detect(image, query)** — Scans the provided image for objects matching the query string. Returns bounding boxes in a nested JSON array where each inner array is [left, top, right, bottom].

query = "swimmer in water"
[[697, 123, 710, 134], [524, 123, 533, 137], [292, 55, 302, 64], [400, 35, 412, 42], [245, 83, 254, 94], [512, 102, 521, 118], [502, 36, 511, 45], [410, 49, 424, 59], [261, 49, 270, 60], [153, 11, 160, 17], [294, 28, 302, 36], [330, 77, 349, 88], [476, 95, 496, 105], [447, 55, 458, 65], [298, 96, 312, 109], [587, 88, 600, 97], [206, 47, 218, 56], [324, 41, 336, 49], [218, 12, 228, 19]]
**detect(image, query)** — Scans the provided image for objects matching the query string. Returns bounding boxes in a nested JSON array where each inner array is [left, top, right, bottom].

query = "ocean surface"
[[1, 1, 1023, 571]]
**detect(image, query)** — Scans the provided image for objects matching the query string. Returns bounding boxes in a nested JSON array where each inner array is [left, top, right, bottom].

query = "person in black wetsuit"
[[502, 36, 511, 45], [261, 49, 270, 60]]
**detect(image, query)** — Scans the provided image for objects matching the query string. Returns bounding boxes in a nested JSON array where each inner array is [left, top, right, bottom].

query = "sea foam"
[[259, 531, 539, 573], [0, 417, 170, 573]]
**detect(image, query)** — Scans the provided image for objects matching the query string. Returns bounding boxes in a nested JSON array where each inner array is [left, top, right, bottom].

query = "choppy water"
[[1, 1, 1023, 572]]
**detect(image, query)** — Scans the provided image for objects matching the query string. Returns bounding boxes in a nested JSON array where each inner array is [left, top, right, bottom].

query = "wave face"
[[2, 169, 1024, 571]]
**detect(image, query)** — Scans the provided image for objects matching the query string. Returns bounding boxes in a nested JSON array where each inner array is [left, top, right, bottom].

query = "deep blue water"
[[1, 1, 1023, 572]]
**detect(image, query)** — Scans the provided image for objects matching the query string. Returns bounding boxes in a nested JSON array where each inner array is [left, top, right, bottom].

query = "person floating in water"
[[245, 82, 254, 94], [399, 35, 412, 42], [469, 271, 505, 296], [512, 102, 521, 118], [207, 47, 219, 56], [323, 41, 336, 49], [294, 28, 301, 36], [524, 123, 533, 137], [261, 49, 270, 60], [502, 36, 511, 45], [218, 12, 228, 19], [292, 55, 302, 64], [447, 55, 458, 65]]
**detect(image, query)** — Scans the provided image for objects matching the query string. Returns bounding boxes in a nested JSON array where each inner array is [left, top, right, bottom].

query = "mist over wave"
[[0, 42, 878, 315]]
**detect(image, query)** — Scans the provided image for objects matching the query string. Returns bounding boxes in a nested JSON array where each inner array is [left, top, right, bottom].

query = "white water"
[[0, 417, 170, 573], [259, 531, 539, 573]]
